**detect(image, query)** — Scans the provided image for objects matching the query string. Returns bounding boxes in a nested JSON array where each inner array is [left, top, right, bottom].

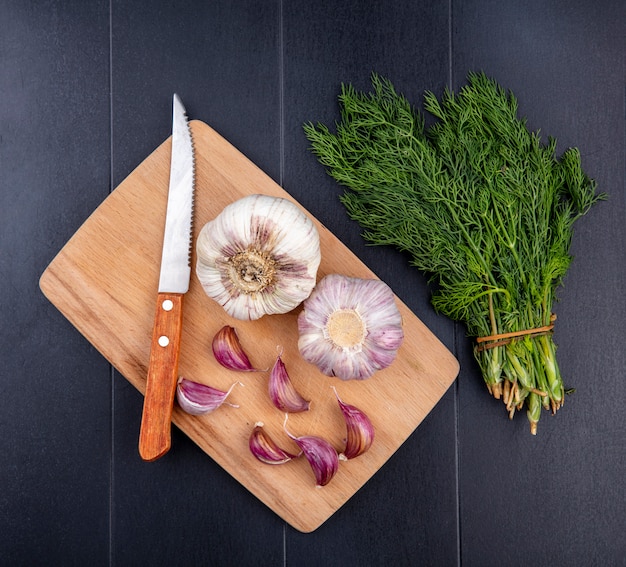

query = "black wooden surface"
[[2, 1, 624, 565]]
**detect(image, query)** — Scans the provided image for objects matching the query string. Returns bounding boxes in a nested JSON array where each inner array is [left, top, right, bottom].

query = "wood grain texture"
[[139, 292, 184, 461], [39, 120, 459, 532]]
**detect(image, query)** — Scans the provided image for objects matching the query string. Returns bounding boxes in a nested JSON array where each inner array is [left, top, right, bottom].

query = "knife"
[[139, 94, 195, 461]]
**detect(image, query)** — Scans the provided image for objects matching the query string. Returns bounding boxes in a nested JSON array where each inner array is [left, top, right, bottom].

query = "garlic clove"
[[176, 377, 239, 416], [297, 274, 404, 380], [268, 350, 310, 413], [333, 387, 375, 459], [249, 422, 300, 464], [283, 415, 339, 487], [212, 325, 262, 371], [196, 194, 321, 320]]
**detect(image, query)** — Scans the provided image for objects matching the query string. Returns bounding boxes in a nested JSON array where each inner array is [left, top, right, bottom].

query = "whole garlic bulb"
[[196, 194, 321, 320], [297, 274, 404, 380]]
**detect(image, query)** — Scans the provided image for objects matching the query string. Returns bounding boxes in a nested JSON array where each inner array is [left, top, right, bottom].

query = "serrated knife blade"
[[139, 94, 195, 461]]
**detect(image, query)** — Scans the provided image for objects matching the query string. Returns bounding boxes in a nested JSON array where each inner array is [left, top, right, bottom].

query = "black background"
[[1, 1, 624, 565]]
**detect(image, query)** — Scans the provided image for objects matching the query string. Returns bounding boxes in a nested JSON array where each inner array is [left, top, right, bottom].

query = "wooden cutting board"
[[39, 120, 459, 532]]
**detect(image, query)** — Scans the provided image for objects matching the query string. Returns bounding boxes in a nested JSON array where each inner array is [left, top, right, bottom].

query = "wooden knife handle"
[[139, 292, 184, 461]]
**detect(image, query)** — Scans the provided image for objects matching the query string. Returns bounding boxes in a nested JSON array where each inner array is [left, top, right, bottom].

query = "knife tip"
[[174, 93, 190, 117]]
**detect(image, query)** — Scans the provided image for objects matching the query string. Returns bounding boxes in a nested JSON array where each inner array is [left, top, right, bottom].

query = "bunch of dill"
[[304, 72, 604, 433]]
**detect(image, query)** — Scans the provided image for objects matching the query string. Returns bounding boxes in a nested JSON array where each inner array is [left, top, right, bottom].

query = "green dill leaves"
[[304, 72, 605, 434]]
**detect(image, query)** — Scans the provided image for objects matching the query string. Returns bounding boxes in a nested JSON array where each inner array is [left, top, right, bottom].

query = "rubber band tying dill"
[[475, 314, 557, 352]]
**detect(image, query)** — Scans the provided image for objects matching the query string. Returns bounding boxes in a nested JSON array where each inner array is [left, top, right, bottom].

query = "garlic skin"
[[333, 388, 375, 460], [196, 194, 321, 320], [249, 422, 300, 464], [212, 325, 261, 371], [297, 274, 404, 380], [176, 377, 239, 416], [268, 351, 310, 413]]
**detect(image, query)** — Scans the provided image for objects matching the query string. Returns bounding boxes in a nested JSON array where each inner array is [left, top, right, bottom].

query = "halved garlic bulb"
[[196, 194, 321, 320], [297, 274, 404, 380]]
